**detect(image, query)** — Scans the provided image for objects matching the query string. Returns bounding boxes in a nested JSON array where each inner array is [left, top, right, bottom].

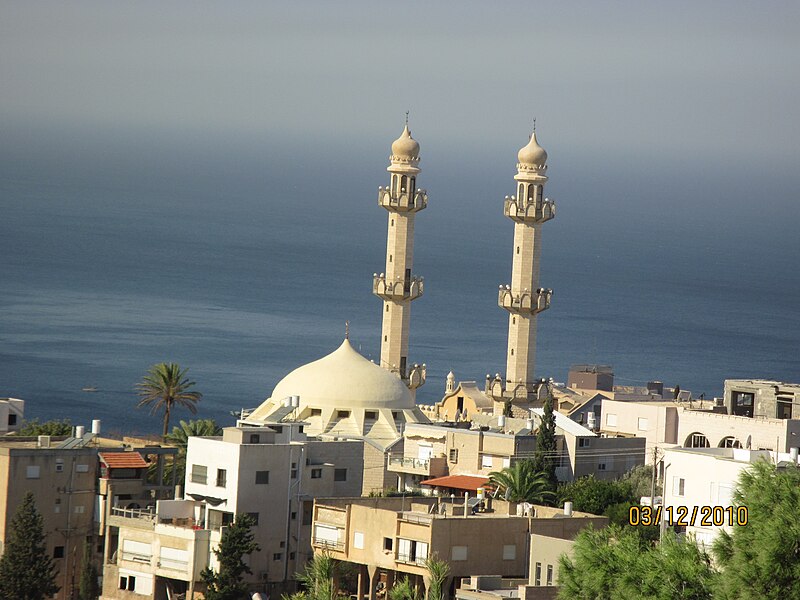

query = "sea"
[[2, 125, 799, 436]]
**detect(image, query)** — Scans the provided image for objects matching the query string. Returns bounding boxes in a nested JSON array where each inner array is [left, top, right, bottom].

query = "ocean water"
[[1, 128, 798, 435]]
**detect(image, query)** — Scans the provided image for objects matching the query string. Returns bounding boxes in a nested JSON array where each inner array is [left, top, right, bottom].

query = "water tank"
[[791, 448, 799, 463], [75, 425, 85, 438], [291, 395, 300, 408], [91, 419, 101, 435], [563, 501, 573, 517], [498, 415, 506, 428]]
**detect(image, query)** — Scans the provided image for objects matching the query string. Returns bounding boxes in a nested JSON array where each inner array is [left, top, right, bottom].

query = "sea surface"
[[1, 127, 798, 435]]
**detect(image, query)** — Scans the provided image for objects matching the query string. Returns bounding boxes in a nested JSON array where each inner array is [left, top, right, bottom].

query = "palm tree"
[[389, 577, 421, 600], [149, 419, 222, 484], [488, 459, 556, 504], [136, 363, 203, 438], [424, 554, 450, 600]]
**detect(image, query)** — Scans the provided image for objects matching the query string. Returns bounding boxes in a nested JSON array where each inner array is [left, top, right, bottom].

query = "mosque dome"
[[391, 124, 420, 160], [517, 131, 547, 168], [252, 338, 414, 418]]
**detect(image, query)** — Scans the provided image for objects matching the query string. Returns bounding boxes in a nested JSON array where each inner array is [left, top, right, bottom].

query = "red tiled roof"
[[99, 452, 149, 469], [419, 474, 490, 491]]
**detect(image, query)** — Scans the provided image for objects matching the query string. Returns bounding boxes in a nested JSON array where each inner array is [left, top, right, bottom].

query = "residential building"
[[724, 379, 800, 420], [311, 496, 606, 600], [183, 423, 366, 595], [661, 447, 798, 547], [0, 397, 24, 434]]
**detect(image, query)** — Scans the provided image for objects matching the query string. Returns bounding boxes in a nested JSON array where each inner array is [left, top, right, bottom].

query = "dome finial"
[[405, 110, 409, 127], [533, 117, 536, 133], [345, 320, 350, 340]]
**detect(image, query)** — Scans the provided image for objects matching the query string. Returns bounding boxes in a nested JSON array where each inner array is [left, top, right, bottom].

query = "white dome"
[[517, 131, 547, 168], [391, 124, 420, 160], [251, 339, 414, 418]]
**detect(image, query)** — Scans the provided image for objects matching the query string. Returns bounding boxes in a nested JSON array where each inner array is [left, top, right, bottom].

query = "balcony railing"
[[397, 553, 427, 566], [498, 287, 552, 315], [503, 197, 555, 223], [378, 187, 428, 213], [373, 274, 424, 301], [387, 454, 446, 477], [159, 557, 190, 571], [312, 538, 345, 551], [111, 506, 156, 522], [120, 551, 152, 565]]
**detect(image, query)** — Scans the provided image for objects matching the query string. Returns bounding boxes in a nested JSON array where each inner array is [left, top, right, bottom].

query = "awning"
[[419, 474, 490, 492]]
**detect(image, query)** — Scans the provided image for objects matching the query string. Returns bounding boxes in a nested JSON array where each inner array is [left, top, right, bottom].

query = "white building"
[[0, 397, 24, 433]]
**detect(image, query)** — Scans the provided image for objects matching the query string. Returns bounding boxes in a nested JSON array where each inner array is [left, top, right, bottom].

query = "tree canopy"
[[558, 525, 716, 600], [201, 514, 260, 600], [531, 389, 557, 487], [17, 418, 72, 437], [136, 362, 203, 437], [489, 459, 555, 504], [0, 492, 59, 600], [712, 460, 800, 599]]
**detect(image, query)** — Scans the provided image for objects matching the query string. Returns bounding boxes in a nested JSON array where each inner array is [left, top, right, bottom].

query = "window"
[[53, 546, 65, 559], [249, 434, 261, 444], [280, 541, 285, 548], [119, 576, 136, 591], [534, 562, 542, 586], [255, 471, 270, 485], [76, 464, 89, 473], [303, 501, 313, 526], [637, 417, 649, 431], [354, 532, 365, 549], [546, 564, 553, 586], [334, 468, 347, 482], [247, 512, 259, 525], [503, 457, 511, 468], [502, 545, 516, 560], [290, 552, 296, 559], [336, 410, 350, 419], [606, 414, 618, 427], [310, 408, 322, 417], [8, 413, 16, 426], [365, 411, 378, 419], [26, 465, 40, 479], [191, 464, 207, 485], [291, 512, 297, 520], [673, 476, 685, 496], [448, 449, 458, 463], [451, 546, 467, 561], [311, 468, 322, 479], [55, 459, 64, 473], [74, 505, 85, 514], [685, 433, 710, 448], [597, 463, 606, 471], [54, 499, 61, 514], [578, 438, 591, 448], [216, 468, 227, 488], [383, 537, 393, 551], [272, 425, 284, 434], [481, 455, 493, 469]]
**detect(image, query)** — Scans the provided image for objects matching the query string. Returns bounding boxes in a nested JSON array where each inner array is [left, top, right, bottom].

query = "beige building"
[[101, 499, 218, 600], [0, 436, 99, 599], [182, 423, 367, 595], [311, 496, 606, 600], [0, 397, 24, 434], [724, 379, 800, 419]]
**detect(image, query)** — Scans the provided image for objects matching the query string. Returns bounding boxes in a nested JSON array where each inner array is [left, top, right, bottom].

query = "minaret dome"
[[391, 125, 420, 161], [517, 131, 548, 169]]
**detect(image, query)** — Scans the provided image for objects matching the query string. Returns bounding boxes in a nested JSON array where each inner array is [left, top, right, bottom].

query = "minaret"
[[492, 130, 555, 407], [373, 121, 427, 392]]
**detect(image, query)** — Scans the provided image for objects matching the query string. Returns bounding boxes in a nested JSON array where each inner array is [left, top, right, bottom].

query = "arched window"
[[684, 432, 710, 448], [527, 185, 534, 202], [537, 186, 543, 203], [719, 436, 742, 448], [401, 175, 407, 192]]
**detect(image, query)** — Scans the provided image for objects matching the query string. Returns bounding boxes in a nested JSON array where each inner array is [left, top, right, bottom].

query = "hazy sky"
[[2, 1, 799, 170]]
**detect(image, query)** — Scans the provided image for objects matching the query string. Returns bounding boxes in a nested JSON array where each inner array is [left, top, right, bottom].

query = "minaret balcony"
[[378, 187, 428, 213], [404, 363, 426, 390], [503, 196, 555, 223], [373, 273, 424, 301], [498, 286, 552, 314]]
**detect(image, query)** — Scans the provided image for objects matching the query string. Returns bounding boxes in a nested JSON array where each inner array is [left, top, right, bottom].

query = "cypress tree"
[[78, 540, 100, 600], [201, 514, 260, 600], [532, 389, 557, 488], [0, 492, 59, 600]]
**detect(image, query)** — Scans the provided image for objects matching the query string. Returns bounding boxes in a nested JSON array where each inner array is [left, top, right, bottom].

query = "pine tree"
[[532, 389, 557, 488], [0, 492, 59, 600], [201, 514, 260, 600], [78, 540, 100, 600]]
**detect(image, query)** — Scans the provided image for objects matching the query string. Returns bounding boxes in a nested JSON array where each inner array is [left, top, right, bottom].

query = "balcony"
[[503, 196, 555, 223], [312, 538, 345, 551], [498, 287, 552, 315], [387, 454, 447, 477], [378, 187, 428, 213], [373, 273, 424, 301]]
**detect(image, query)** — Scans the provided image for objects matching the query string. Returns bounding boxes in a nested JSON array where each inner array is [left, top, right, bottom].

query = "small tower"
[[492, 130, 555, 409], [445, 370, 456, 394], [373, 122, 427, 391]]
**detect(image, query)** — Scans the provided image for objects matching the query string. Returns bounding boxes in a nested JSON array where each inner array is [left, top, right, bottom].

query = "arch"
[[719, 436, 742, 449], [401, 175, 407, 192], [684, 432, 710, 448], [527, 184, 535, 202]]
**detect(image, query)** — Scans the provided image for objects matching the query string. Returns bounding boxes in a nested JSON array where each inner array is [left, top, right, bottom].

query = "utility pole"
[[650, 447, 661, 504]]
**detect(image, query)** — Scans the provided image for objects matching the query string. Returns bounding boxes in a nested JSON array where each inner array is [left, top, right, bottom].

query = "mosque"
[[244, 122, 556, 446]]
